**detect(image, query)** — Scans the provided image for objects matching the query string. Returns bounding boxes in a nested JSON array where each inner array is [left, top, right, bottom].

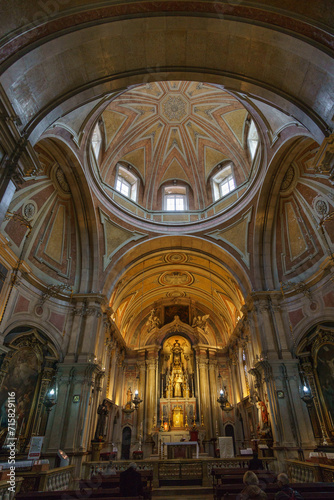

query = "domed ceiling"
[[97, 81, 253, 215]]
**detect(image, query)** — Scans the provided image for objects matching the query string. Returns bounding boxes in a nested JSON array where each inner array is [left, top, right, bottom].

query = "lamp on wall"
[[301, 382, 313, 408], [132, 390, 143, 410], [123, 389, 143, 414], [43, 377, 58, 412], [217, 386, 233, 412]]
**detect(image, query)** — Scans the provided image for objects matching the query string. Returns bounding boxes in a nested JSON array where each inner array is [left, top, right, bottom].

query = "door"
[[121, 426, 132, 459]]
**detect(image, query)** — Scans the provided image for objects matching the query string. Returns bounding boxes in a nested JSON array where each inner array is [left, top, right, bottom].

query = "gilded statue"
[[173, 373, 183, 397]]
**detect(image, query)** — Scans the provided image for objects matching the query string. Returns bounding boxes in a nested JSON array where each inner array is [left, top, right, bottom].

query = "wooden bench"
[[211, 468, 275, 486], [211, 467, 277, 484], [220, 493, 334, 500], [83, 470, 153, 499], [215, 482, 334, 500], [17, 492, 141, 500]]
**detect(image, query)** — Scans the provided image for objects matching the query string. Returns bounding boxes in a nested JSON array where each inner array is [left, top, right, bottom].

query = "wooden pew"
[[83, 469, 153, 499], [220, 494, 334, 500], [215, 482, 334, 500], [211, 468, 275, 486], [16, 492, 141, 500]]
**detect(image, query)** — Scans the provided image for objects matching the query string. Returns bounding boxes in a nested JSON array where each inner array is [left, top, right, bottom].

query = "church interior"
[[0, 0, 334, 497]]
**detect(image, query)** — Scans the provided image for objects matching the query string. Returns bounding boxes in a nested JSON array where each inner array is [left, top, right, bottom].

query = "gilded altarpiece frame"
[[312, 332, 334, 438], [0, 329, 58, 451]]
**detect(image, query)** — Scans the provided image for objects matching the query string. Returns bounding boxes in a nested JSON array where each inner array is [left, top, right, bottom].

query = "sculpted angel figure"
[[192, 314, 210, 329], [146, 308, 161, 331]]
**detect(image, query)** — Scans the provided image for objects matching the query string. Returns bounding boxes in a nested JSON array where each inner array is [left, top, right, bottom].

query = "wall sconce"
[[299, 369, 313, 408], [132, 390, 143, 410], [301, 383, 313, 408], [123, 389, 143, 414], [217, 386, 233, 412], [43, 378, 58, 412]]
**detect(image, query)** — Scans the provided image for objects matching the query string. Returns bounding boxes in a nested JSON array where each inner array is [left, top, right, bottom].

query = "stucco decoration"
[[99, 209, 147, 270], [207, 208, 252, 267]]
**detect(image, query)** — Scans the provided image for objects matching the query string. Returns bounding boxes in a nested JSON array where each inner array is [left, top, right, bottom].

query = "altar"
[[164, 441, 199, 459]]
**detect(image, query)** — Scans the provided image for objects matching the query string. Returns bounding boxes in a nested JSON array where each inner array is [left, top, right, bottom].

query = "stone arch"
[[2, 13, 330, 144], [252, 134, 320, 291]]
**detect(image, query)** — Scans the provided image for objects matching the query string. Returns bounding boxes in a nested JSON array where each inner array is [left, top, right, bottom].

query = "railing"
[[17, 465, 75, 492], [82, 457, 277, 487], [0, 476, 23, 499], [42, 465, 75, 491], [207, 457, 277, 481], [286, 460, 334, 483], [82, 461, 154, 479], [104, 181, 249, 224]]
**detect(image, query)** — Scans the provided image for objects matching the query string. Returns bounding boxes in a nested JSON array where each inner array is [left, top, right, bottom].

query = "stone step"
[[152, 485, 213, 498]]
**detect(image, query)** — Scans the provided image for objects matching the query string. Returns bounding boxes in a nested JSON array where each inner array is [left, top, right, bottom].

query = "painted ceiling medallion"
[[313, 196, 329, 216], [162, 95, 188, 122], [164, 252, 188, 264], [159, 271, 194, 286]]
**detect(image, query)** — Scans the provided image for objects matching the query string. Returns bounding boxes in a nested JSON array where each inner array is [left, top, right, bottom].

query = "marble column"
[[145, 356, 157, 438], [137, 359, 146, 439], [208, 354, 218, 439], [197, 353, 211, 439]]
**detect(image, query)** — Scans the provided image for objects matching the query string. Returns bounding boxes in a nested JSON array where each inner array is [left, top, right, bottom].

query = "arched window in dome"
[[247, 119, 259, 160], [115, 164, 138, 202], [163, 184, 188, 211], [211, 164, 236, 202], [91, 123, 102, 160]]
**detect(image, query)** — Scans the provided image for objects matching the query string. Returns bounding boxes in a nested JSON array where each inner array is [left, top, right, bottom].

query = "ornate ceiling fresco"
[[109, 248, 245, 349], [97, 81, 253, 213]]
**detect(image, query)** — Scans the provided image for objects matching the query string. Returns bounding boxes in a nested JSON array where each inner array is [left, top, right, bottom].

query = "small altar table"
[[165, 441, 199, 459]]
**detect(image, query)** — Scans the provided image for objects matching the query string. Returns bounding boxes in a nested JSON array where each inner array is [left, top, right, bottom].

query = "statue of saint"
[[173, 373, 183, 397], [94, 399, 108, 441], [172, 339, 182, 367]]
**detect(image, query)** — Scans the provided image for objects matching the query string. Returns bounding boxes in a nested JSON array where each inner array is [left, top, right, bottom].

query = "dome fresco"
[[94, 81, 257, 220]]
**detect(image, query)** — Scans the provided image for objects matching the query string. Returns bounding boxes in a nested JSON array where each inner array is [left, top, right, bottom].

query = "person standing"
[[119, 462, 144, 498]]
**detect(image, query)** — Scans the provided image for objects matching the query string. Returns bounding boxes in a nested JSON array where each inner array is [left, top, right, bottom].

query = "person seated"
[[248, 452, 264, 470], [119, 462, 144, 498], [239, 470, 268, 499], [275, 473, 303, 499]]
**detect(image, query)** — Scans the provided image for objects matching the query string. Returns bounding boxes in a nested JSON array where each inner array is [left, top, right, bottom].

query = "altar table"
[[165, 441, 199, 459]]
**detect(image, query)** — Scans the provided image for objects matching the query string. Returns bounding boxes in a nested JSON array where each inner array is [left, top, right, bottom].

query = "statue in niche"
[[160, 337, 195, 399], [172, 339, 182, 367], [173, 373, 183, 397], [256, 400, 272, 442], [94, 399, 109, 441]]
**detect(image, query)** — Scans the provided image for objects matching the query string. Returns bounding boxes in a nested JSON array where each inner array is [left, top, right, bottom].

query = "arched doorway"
[[121, 426, 132, 459]]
